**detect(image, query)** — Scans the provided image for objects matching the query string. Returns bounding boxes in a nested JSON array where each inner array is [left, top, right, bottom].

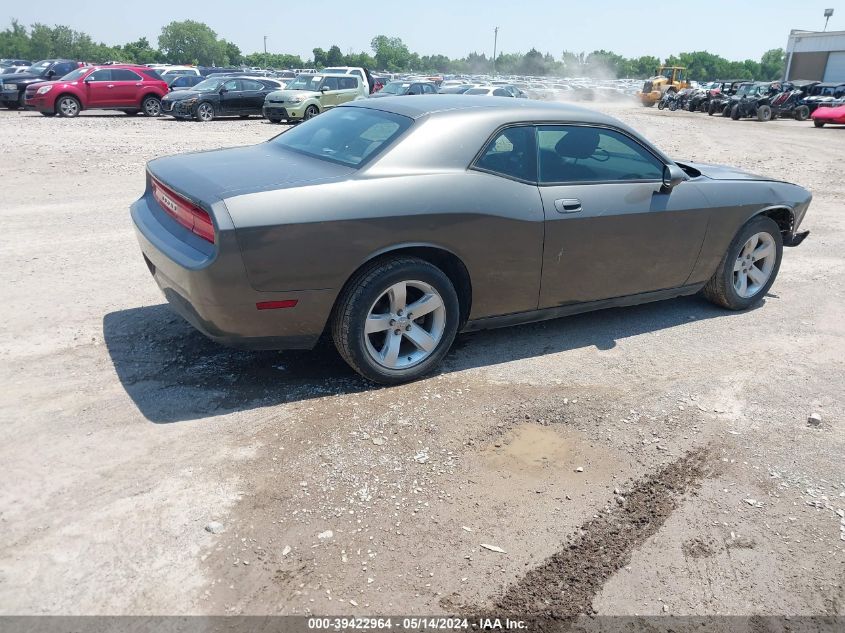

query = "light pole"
[[492, 26, 499, 76], [824, 8, 834, 31], [264, 35, 268, 69]]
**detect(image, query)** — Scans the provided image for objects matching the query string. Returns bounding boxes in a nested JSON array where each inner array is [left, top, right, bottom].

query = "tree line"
[[0, 19, 785, 80]]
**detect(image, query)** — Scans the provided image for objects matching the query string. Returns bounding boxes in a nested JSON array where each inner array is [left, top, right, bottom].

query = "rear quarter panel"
[[225, 171, 545, 319]]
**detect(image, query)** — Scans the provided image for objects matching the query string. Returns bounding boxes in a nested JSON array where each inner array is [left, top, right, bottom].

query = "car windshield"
[[192, 78, 226, 92], [62, 67, 89, 81], [381, 82, 409, 94], [736, 84, 754, 95], [321, 68, 347, 74], [28, 60, 52, 74], [272, 107, 412, 168], [285, 75, 322, 91]]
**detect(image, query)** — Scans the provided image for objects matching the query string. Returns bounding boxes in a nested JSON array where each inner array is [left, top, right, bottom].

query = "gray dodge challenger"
[[131, 96, 811, 383]]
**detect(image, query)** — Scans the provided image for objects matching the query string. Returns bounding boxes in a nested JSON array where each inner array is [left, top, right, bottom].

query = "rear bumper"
[[130, 194, 334, 350]]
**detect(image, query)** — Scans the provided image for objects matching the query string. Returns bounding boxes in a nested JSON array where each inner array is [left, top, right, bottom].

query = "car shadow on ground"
[[103, 294, 742, 424]]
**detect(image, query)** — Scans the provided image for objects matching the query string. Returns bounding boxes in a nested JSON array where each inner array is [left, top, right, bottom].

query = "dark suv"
[[0, 59, 84, 109]]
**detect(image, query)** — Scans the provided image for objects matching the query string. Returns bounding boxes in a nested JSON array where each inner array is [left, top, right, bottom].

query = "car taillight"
[[151, 177, 215, 244]]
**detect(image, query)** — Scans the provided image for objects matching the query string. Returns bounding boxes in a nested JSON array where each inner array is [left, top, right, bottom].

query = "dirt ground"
[[0, 100, 843, 619]]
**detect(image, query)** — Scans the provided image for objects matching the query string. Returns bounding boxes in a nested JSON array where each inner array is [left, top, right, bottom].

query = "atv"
[[708, 80, 752, 116], [801, 82, 845, 114], [687, 85, 714, 112], [730, 82, 782, 122], [770, 80, 819, 121]]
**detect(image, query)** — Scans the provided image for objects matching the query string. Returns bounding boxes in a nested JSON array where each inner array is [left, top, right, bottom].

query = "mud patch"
[[493, 447, 712, 620]]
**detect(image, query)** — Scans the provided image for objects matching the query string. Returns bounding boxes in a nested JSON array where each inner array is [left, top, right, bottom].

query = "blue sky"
[[5, 1, 842, 60]]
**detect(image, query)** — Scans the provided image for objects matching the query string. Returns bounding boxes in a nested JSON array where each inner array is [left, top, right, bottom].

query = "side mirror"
[[662, 164, 686, 190], [47, 69, 55, 78], [320, 85, 330, 92], [219, 87, 228, 94]]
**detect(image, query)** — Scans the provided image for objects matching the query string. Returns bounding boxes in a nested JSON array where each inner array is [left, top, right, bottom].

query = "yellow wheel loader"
[[638, 66, 690, 107]]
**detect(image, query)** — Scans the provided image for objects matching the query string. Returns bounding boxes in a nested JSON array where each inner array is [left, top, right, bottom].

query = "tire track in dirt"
[[491, 446, 714, 623]]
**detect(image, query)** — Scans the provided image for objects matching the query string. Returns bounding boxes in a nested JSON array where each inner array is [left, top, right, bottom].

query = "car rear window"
[[272, 107, 412, 168]]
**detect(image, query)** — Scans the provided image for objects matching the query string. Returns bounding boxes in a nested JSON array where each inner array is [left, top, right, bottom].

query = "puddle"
[[480, 423, 620, 486], [484, 424, 578, 473]]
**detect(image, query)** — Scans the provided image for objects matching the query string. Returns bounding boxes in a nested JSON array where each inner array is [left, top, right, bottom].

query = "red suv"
[[25, 65, 167, 118]]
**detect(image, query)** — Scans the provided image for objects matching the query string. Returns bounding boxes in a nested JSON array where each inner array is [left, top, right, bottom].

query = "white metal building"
[[785, 29, 845, 81]]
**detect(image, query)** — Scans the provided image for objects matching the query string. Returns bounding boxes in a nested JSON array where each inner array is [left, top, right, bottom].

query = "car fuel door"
[[536, 125, 710, 308]]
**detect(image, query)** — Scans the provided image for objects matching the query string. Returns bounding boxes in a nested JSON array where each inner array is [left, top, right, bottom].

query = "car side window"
[[322, 76, 340, 91], [537, 125, 664, 184], [422, 84, 436, 94], [474, 126, 537, 183], [340, 77, 357, 90], [409, 84, 423, 95], [87, 69, 111, 82], [241, 79, 264, 91], [493, 88, 510, 97], [223, 79, 240, 91], [54, 63, 75, 76], [112, 69, 142, 81]]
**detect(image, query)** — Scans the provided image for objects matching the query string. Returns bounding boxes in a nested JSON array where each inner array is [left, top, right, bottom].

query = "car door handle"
[[135, 83, 142, 87], [554, 198, 582, 213], [107, 84, 115, 88]]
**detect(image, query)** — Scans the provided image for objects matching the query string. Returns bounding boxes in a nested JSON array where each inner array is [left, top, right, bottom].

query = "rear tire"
[[756, 105, 772, 122], [331, 257, 460, 384], [702, 216, 783, 311], [731, 104, 740, 120], [722, 105, 732, 117], [795, 105, 810, 121], [141, 96, 161, 117], [813, 119, 825, 128]]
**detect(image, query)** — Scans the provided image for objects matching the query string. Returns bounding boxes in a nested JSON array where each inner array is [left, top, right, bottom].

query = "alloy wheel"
[[733, 232, 776, 298], [143, 98, 161, 116], [197, 103, 213, 122], [58, 97, 79, 117], [363, 280, 446, 370]]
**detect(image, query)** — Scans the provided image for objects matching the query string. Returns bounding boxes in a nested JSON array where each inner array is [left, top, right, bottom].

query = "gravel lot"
[[0, 102, 843, 618]]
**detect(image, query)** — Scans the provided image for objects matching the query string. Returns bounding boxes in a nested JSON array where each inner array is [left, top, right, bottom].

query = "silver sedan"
[[131, 96, 811, 383]]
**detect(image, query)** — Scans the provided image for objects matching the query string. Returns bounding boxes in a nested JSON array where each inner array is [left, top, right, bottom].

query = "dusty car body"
[[131, 96, 811, 383]]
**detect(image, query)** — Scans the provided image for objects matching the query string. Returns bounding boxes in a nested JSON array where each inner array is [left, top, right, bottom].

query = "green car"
[[263, 73, 363, 123]]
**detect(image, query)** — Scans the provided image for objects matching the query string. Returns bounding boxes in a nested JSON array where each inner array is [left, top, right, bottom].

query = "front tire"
[[303, 105, 319, 120], [331, 257, 460, 384], [795, 105, 810, 121], [814, 120, 825, 128], [195, 102, 215, 122], [756, 105, 772, 122], [731, 104, 741, 120], [702, 216, 783, 310], [56, 95, 81, 118]]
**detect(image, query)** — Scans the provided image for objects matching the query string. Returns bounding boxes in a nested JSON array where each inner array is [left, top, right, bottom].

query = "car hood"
[[147, 143, 355, 202], [162, 89, 207, 101], [265, 89, 319, 101], [813, 104, 845, 118], [0, 72, 41, 83], [677, 160, 778, 182]]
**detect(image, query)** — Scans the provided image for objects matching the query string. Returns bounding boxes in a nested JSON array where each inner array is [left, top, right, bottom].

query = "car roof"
[[344, 94, 625, 127]]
